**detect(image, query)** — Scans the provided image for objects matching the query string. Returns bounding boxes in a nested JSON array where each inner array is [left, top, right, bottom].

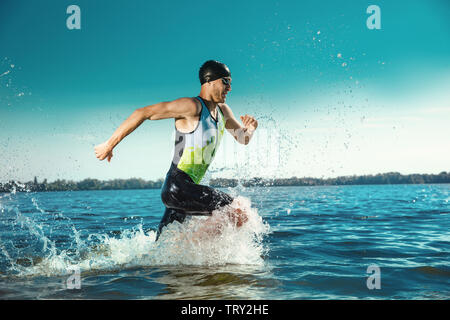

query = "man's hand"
[[94, 141, 113, 162], [240, 114, 258, 132]]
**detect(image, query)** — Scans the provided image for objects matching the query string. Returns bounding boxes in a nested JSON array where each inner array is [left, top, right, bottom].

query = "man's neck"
[[198, 93, 218, 111]]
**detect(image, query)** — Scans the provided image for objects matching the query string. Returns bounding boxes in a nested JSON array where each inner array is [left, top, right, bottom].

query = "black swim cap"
[[199, 60, 231, 85]]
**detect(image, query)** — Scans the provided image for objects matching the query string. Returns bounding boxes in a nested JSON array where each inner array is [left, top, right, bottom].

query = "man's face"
[[211, 77, 232, 103]]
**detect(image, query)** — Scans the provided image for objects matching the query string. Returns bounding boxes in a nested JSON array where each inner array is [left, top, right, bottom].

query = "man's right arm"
[[94, 97, 198, 162], [138, 97, 199, 120]]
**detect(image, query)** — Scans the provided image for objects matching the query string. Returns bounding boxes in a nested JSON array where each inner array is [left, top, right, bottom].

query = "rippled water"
[[0, 184, 449, 299]]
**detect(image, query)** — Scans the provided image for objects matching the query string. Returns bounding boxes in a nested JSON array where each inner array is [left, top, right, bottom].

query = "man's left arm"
[[219, 104, 258, 145]]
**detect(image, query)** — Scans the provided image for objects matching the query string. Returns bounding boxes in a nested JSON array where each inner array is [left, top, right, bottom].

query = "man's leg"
[[177, 182, 248, 227], [167, 180, 233, 213], [158, 169, 248, 240], [156, 207, 187, 241]]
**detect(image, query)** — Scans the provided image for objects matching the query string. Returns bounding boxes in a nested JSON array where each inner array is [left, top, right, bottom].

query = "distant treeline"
[[0, 177, 164, 193], [0, 172, 449, 193], [210, 171, 450, 187]]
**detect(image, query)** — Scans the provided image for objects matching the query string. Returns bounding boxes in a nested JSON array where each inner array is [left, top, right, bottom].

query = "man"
[[94, 60, 258, 240]]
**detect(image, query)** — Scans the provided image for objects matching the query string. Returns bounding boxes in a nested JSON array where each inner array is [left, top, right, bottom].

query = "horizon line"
[[2, 170, 448, 184]]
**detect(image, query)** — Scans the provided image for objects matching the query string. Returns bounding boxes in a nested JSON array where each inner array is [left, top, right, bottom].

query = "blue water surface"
[[0, 184, 449, 299]]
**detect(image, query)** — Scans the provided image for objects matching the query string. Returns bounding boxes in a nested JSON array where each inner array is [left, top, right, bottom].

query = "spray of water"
[[0, 191, 270, 278]]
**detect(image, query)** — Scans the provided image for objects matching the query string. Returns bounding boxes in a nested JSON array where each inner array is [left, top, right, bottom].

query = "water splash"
[[0, 57, 31, 107], [154, 196, 269, 266], [0, 194, 269, 278]]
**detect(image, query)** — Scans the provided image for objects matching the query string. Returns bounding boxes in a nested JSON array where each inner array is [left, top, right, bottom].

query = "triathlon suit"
[[156, 96, 234, 240]]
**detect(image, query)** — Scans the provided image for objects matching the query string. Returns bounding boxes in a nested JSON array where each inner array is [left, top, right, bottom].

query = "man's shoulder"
[[173, 96, 197, 104], [172, 97, 201, 116], [172, 96, 201, 117]]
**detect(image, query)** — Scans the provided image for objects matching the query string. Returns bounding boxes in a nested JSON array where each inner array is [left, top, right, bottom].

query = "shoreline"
[[1, 172, 449, 193]]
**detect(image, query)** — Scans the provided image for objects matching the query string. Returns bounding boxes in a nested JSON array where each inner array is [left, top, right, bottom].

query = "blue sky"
[[0, 0, 449, 182]]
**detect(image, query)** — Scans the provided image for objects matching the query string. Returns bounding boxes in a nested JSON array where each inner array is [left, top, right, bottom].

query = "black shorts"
[[156, 164, 234, 240]]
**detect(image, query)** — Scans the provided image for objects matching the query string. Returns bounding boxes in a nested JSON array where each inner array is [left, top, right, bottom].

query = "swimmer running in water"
[[94, 60, 258, 240]]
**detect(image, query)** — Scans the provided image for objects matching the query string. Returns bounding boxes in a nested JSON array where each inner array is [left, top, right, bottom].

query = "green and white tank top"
[[171, 96, 226, 184]]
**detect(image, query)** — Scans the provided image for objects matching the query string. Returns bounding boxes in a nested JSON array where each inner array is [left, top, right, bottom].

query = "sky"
[[0, 0, 449, 183]]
